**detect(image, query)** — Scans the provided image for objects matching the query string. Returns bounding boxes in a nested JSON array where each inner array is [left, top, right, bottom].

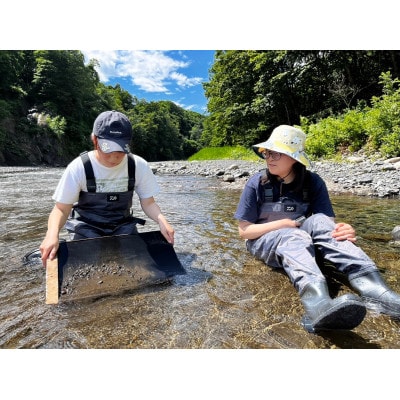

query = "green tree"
[[0, 51, 35, 100], [96, 83, 138, 114], [302, 72, 400, 158], [203, 50, 400, 148], [0, 50, 205, 165], [128, 100, 205, 160], [30, 50, 103, 153]]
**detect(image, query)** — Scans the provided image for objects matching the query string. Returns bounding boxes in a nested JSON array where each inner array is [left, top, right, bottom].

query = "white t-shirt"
[[52, 151, 160, 204]]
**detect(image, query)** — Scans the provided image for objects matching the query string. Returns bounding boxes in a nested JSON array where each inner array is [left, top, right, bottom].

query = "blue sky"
[[4, 2, 395, 117], [81, 50, 216, 115]]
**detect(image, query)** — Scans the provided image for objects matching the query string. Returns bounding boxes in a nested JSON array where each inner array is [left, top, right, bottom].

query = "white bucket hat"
[[253, 125, 310, 167]]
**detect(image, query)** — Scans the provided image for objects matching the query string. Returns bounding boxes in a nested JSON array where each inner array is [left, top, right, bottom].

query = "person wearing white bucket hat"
[[252, 125, 311, 167], [235, 124, 400, 334]]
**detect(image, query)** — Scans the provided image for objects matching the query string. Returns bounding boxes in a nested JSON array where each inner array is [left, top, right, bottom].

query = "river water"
[[1, 166, 400, 350]]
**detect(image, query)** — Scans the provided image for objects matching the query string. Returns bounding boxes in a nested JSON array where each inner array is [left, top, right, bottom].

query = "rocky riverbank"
[[150, 155, 400, 198]]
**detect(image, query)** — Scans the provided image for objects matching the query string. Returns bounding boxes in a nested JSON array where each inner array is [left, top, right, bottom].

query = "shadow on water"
[[1, 167, 400, 348]]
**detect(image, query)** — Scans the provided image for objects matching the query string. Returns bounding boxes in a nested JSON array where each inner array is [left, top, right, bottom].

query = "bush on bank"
[[301, 72, 400, 160]]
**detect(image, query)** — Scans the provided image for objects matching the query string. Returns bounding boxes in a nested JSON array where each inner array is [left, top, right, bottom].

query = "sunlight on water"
[[1, 167, 400, 349]]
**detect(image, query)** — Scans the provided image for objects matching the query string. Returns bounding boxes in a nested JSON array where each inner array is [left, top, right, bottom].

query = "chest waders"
[[250, 173, 368, 333], [65, 152, 145, 238], [257, 191, 309, 223], [257, 171, 310, 224]]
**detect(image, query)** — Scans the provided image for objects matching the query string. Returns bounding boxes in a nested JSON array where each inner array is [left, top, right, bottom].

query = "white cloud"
[[82, 50, 121, 81], [82, 50, 202, 93], [170, 72, 203, 88]]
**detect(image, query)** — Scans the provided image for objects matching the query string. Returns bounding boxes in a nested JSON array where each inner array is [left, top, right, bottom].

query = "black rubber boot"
[[349, 271, 400, 318], [300, 280, 366, 333]]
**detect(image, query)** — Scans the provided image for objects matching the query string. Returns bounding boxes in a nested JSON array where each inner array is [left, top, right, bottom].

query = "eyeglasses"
[[261, 150, 282, 161]]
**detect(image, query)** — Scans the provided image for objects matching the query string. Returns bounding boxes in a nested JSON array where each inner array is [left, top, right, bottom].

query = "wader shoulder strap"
[[260, 169, 273, 202], [260, 169, 311, 203], [80, 151, 136, 192], [302, 170, 310, 202], [80, 151, 96, 192], [127, 154, 136, 191]]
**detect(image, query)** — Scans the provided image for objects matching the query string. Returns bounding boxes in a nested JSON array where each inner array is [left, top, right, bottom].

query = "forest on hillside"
[[1, 50, 400, 166], [0, 50, 204, 165]]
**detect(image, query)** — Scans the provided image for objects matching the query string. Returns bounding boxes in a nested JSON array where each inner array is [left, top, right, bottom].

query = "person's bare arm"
[[140, 197, 175, 244], [39, 202, 72, 266]]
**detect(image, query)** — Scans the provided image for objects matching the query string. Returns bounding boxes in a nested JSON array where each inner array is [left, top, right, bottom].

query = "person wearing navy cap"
[[40, 110, 175, 266]]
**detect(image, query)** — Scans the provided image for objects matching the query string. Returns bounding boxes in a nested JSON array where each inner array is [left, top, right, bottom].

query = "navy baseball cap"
[[93, 110, 132, 153]]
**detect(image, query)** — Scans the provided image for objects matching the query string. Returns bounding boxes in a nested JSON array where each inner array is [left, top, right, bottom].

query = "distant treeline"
[[1, 50, 399, 166], [0, 50, 205, 165]]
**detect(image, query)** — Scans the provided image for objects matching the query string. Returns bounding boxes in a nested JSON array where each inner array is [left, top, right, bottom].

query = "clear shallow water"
[[1, 166, 400, 349]]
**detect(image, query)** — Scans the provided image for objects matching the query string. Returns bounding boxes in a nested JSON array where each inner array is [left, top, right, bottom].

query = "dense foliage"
[[0, 50, 205, 165], [302, 72, 400, 159], [1, 50, 400, 166], [202, 50, 400, 152], [127, 100, 203, 160]]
